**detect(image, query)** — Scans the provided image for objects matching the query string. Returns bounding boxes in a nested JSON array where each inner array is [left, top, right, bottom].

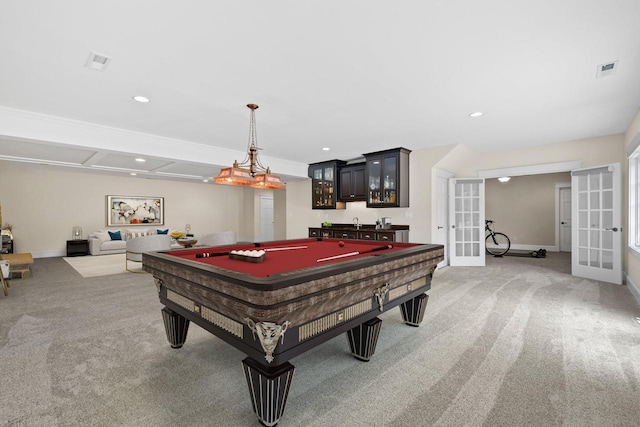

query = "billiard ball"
[[338, 241, 345, 247]]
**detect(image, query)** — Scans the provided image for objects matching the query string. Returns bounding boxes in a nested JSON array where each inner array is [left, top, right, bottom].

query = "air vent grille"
[[596, 60, 619, 79], [84, 51, 112, 71]]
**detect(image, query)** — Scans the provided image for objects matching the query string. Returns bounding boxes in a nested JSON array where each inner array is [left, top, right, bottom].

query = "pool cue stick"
[[264, 245, 308, 252], [316, 244, 393, 263], [196, 245, 308, 258], [196, 251, 230, 258]]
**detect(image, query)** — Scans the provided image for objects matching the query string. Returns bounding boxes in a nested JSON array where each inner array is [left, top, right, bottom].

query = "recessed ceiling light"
[[130, 173, 137, 176], [469, 112, 483, 118], [498, 176, 511, 183], [203, 179, 209, 183], [132, 95, 150, 103], [135, 158, 146, 162], [322, 147, 330, 151]]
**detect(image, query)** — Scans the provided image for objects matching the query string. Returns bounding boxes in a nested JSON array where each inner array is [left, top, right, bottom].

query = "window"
[[628, 135, 640, 256]]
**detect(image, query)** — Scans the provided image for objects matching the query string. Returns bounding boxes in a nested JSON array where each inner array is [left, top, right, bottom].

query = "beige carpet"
[[63, 253, 136, 277], [3, 253, 640, 426]]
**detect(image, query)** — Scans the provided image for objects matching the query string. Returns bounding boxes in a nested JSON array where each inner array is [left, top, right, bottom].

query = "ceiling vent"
[[596, 60, 619, 78], [84, 51, 112, 71]]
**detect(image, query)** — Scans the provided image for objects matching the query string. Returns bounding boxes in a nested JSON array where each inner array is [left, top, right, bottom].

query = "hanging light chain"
[[238, 103, 269, 176]]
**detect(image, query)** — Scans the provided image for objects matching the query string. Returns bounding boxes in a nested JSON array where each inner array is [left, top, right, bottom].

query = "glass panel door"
[[572, 163, 621, 284], [311, 167, 323, 208], [449, 178, 485, 266], [323, 166, 334, 207], [382, 155, 397, 204], [368, 159, 381, 204]]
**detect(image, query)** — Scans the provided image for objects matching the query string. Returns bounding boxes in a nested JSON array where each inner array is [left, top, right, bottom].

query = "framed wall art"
[[107, 195, 164, 226]]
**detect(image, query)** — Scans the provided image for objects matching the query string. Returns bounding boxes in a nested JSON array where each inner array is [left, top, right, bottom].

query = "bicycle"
[[485, 220, 511, 256]]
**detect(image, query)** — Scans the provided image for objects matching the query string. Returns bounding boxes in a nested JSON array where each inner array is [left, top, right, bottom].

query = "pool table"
[[143, 238, 443, 426]]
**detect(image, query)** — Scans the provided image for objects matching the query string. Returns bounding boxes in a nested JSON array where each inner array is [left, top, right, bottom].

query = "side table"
[[66, 239, 89, 257]]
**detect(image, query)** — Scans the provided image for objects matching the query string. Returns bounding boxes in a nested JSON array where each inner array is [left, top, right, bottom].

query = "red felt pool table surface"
[[164, 238, 416, 277]]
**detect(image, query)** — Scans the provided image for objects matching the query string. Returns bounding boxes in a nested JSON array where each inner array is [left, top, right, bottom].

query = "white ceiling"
[[1, 1, 639, 182]]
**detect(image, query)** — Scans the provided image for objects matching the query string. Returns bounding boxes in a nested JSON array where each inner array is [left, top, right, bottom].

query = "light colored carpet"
[[1, 253, 639, 426], [63, 253, 136, 277]]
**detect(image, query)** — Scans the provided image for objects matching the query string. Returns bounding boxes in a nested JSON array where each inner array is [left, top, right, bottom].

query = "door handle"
[[451, 225, 455, 229], [437, 226, 443, 229], [605, 227, 619, 232], [561, 222, 566, 224]]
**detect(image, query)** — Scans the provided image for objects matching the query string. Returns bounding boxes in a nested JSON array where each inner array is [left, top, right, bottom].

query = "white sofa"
[[88, 227, 172, 255], [200, 231, 237, 246]]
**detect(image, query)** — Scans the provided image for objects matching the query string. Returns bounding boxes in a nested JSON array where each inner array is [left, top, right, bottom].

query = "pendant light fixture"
[[213, 104, 285, 189]]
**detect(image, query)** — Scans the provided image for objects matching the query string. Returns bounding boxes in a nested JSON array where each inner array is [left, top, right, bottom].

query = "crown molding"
[[0, 105, 308, 178], [476, 160, 582, 179]]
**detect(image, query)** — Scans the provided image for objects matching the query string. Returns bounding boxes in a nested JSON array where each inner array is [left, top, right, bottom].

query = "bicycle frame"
[[485, 220, 510, 256], [485, 221, 498, 243]]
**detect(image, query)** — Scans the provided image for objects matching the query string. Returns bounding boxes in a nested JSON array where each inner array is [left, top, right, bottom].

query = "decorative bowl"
[[177, 238, 198, 248]]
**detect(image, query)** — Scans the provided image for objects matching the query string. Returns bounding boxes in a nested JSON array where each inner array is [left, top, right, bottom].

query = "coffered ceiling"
[[1, 1, 639, 183]]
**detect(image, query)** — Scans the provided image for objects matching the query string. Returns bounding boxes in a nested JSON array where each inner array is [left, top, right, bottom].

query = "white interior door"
[[449, 178, 485, 266], [433, 169, 453, 268], [571, 163, 622, 284], [559, 187, 572, 252], [259, 196, 274, 242]]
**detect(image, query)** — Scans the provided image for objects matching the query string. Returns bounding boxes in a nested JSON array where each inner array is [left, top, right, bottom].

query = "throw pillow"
[[157, 229, 169, 234], [94, 231, 110, 242], [128, 231, 148, 240], [108, 230, 122, 241]]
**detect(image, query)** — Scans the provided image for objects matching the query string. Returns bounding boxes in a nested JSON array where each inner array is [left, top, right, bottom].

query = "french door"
[[571, 163, 622, 284], [449, 178, 485, 266], [433, 168, 454, 268]]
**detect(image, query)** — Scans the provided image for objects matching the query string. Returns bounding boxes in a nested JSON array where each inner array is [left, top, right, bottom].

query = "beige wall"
[[0, 161, 281, 257], [470, 134, 624, 171], [625, 109, 640, 293], [286, 134, 626, 248], [433, 144, 481, 176], [2, 125, 633, 266], [273, 189, 287, 240], [485, 173, 570, 247], [285, 145, 458, 244]]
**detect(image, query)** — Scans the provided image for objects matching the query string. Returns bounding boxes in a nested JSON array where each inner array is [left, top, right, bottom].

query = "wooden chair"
[[0, 260, 10, 296]]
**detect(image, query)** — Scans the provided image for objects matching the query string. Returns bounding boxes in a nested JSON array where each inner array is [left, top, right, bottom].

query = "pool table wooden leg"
[[242, 357, 295, 427], [161, 307, 190, 348], [400, 293, 429, 326], [346, 317, 382, 362]]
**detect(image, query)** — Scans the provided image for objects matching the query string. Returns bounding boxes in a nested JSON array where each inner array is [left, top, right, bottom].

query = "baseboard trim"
[[623, 272, 640, 305], [510, 244, 558, 252], [31, 250, 65, 259]]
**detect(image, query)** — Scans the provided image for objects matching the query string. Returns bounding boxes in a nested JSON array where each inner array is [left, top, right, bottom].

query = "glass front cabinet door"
[[364, 148, 410, 208], [308, 160, 346, 209]]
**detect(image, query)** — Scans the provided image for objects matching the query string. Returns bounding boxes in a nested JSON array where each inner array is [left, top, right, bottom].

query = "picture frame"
[[106, 195, 164, 226]]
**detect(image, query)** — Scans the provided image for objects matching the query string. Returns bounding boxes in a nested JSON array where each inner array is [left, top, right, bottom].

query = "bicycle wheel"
[[485, 232, 510, 256]]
